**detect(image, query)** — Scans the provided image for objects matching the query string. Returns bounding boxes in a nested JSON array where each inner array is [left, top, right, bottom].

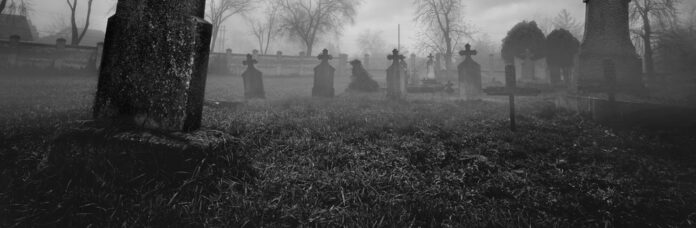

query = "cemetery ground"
[[1, 74, 695, 227]]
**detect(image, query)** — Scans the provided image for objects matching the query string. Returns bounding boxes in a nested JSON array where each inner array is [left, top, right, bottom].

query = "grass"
[[1, 75, 695, 227]]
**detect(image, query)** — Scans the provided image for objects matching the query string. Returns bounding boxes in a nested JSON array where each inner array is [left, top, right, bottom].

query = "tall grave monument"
[[386, 49, 407, 100], [458, 44, 482, 99], [577, 0, 643, 94], [313, 49, 335, 97], [94, 0, 212, 132]]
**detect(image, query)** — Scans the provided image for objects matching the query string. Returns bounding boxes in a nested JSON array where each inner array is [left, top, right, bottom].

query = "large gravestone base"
[[44, 121, 254, 183]]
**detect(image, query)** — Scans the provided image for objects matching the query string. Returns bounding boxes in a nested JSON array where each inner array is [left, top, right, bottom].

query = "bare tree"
[[248, 2, 281, 55], [630, 0, 679, 80], [277, 0, 360, 56], [356, 29, 387, 56], [207, 0, 253, 52], [1, 0, 30, 16], [66, 0, 93, 45], [414, 0, 473, 71], [553, 9, 583, 39]]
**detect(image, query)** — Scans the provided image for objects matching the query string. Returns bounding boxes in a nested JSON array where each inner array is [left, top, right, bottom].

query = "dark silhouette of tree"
[[66, 0, 93, 46], [501, 21, 546, 63], [546, 29, 580, 85], [277, 0, 360, 56], [414, 0, 473, 71], [630, 0, 679, 80], [207, 0, 253, 52]]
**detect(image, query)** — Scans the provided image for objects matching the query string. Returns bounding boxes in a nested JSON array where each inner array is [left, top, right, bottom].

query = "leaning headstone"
[[94, 0, 212, 132], [458, 43, 482, 99], [45, 0, 254, 199], [242, 54, 265, 99], [386, 49, 407, 100], [313, 49, 335, 97], [348, 60, 379, 92]]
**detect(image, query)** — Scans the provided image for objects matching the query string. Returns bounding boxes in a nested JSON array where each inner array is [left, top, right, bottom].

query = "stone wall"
[[209, 51, 349, 77], [0, 38, 102, 75]]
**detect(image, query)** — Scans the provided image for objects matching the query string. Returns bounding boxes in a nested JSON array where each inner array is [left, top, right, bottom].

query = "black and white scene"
[[1, 0, 696, 227]]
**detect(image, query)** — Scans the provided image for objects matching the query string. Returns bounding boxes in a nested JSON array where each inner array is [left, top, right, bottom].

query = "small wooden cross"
[[318, 49, 333, 62], [459, 43, 477, 59], [243, 54, 257, 67], [387, 49, 405, 63], [483, 65, 541, 131]]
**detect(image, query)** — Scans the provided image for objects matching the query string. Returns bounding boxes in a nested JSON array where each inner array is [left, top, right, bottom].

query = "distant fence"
[[0, 36, 349, 77], [0, 36, 102, 75]]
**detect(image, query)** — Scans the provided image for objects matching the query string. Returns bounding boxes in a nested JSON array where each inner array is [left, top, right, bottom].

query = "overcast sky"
[[29, 0, 588, 56]]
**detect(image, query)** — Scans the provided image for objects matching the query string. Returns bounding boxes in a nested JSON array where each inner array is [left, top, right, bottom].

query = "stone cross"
[[93, 0, 212, 132], [313, 49, 335, 97], [242, 54, 265, 99], [459, 43, 478, 60], [484, 65, 541, 131], [386, 49, 407, 100], [458, 43, 482, 99]]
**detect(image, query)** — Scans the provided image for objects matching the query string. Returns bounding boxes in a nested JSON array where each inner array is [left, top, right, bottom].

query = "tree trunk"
[[305, 44, 313, 57], [210, 26, 219, 53], [642, 15, 655, 81]]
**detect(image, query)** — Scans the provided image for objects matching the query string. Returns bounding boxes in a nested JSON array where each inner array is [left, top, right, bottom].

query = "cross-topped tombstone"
[[242, 54, 265, 99], [313, 49, 335, 97], [484, 65, 541, 131], [386, 49, 407, 99], [425, 53, 436, 80], [93, 0, 212, 132], [458, 43, 482, 100]]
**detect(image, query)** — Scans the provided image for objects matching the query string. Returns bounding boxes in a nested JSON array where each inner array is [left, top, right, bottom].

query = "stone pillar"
[[56, 38, 67, 50], [313, 49, 335, 97], [94, 0, 213, 132], [337, 54, 348, 77], [578, 0, 643, 94]]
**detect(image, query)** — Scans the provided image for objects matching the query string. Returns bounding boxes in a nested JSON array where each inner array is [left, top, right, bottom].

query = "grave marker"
[[458, 43, 482, 99], [313, 49, 335, 97], [484, 65, 541, 131], [242, 54, 265, 99], [93, 0, 212, 132], [386, 49, 406, 100]]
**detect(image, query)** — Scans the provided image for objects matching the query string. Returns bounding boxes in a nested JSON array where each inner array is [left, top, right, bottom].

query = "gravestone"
[[45, 0, 253, 191], [94, 0, 212, 132], [578, 0, 644, 94], [242, 54, 265, 99], [348, 60, 379, 92], [425, 54, 436, 80], [410, 54, 417, 84], [56, 38, 67, 49], [484, 65, 541, 131], [386, 49, 407, 100], [458, 43, 482, 99], [313, 49, 335, 97]]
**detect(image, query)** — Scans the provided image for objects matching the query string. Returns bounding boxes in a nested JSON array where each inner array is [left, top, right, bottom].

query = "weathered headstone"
[[386, 49, 407, 99], [56, 38, 67, 49], [410, 53, 417, 84], [425, 54, 436, 80], [458, 43, 482, 99], [348, 60, 379, 92], [94, 0, 212, 132], [578, 0, 644, 94], [242, 54, 265, 99], [484, 65, 541, 131], [313, 49, 335, 97]]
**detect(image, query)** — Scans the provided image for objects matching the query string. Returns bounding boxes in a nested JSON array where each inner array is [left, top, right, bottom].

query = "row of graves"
[[45, 0, 696, 194]]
